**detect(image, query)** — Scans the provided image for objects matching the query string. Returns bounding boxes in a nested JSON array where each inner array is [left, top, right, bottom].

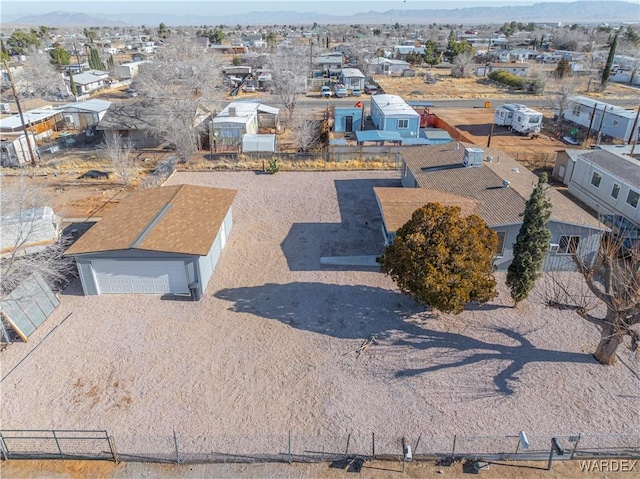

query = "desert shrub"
[[488, 70, 525, 89]]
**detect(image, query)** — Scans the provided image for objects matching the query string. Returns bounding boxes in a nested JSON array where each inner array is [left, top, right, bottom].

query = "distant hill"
[[5, 1, 639, 27]]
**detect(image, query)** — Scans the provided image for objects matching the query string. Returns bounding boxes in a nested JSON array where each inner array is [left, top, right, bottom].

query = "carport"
[[65, 185, 237, 299]]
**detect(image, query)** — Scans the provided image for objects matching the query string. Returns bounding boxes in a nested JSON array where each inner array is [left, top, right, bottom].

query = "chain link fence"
[[2, 430, 637, 464]]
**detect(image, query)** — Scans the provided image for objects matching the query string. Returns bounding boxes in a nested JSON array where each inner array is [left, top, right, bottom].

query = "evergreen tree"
[[88, 47, 105, 70], [68, 70, 77, 96], [506, 173, 552, 305], [601, 32, 618, 86]]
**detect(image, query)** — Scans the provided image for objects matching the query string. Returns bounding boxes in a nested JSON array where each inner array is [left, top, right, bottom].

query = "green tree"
[[158, 22, 170, 40], [1, 39, 10, 62], [380, 203, 498, 315], [88, 47, 105, 70], [601, 32, 618, 87], [49, 46, 70, 66], [7, 30, 41, 54], [506, 174, 552, 305], [423, 39, 441, 67], [68, 70, 78, 96]]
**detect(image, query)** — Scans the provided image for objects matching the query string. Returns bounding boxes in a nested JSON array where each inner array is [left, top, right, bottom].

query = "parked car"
[[243, 83, 256, 93], [320, 85, 332, 98], [334, 83, 348, 98], [351, 87, 362, 96], [364, 84, 379, 94]]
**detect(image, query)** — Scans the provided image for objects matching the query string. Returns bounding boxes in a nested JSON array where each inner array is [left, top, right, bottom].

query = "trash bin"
[[188, 282, 201, 301]]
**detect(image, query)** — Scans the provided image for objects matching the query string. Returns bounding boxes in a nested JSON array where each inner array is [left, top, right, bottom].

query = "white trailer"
[[494, 104, 543, 134], [510, 106, 543, 134], [494, 104, 526, 127]]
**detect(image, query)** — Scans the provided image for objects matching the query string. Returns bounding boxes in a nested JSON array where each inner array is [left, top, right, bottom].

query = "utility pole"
[[627, 106, 640, 145], [3, 61, 37, 166]]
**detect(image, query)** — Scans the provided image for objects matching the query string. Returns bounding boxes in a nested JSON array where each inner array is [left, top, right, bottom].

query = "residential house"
[[1, 206, 61, 256], [392, 45, 424, 60], [115, 61, 149, 80], [563, 96, 639, 143], [554, 146, 640, 232], [476, 63, 530, 77], [65, 70, 109, 96], [312, 53, 344, 76], [0, 109, 65, 141], [65, 185, 237, 299], [370, 94, 420, 139], [377, 144, 607, 272], [56, 99, 112, 131], [339, 68, 365, 92], [368, 57, 410, 76], [212, 101, 279, 147]]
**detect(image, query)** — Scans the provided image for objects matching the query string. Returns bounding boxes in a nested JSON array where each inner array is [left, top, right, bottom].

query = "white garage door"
[[91, 259, 189, 294]]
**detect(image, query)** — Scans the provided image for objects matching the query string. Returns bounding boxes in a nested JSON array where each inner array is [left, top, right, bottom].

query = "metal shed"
[[334, 107, 363, 133], [65, 185, 237, 299], [242, 134, 276, 153]]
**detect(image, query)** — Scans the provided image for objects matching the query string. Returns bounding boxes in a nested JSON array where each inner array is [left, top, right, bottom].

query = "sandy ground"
[[1, 171, 638, 461]]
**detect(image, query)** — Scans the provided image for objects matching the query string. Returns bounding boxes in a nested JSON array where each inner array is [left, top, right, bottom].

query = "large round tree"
[[380, 203, 499, 314]]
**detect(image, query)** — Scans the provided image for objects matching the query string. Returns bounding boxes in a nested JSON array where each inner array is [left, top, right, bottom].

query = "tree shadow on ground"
[[215, 282, 596, 395]]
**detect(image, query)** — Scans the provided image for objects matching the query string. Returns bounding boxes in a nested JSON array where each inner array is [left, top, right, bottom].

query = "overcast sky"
[[3, 1, 592, 17]]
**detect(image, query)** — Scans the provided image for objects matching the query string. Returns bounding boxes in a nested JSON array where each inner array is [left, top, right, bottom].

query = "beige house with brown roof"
[[376, 144, 607, 271], [66, 184, 236, 298]]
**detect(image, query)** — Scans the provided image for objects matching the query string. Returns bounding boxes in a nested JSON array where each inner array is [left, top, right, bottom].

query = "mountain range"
[[3, 1, 639, 27]]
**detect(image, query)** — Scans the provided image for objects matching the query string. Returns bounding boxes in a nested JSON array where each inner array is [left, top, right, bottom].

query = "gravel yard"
[[1, 171, 638, 459]]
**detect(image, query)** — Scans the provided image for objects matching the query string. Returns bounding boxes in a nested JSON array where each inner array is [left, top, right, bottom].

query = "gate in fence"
[[0, 430, 117, 461]]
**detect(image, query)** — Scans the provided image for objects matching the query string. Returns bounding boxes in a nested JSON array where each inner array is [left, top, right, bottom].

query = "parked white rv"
[[494, 104, 543, 134]]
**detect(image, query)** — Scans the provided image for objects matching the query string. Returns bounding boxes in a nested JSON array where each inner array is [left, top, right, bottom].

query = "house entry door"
[[345, 116, 353, 132]]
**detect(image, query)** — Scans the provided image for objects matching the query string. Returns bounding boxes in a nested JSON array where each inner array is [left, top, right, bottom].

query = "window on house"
[[558, 235, 580, 255], [627, 190, 640, 208], [572, 105, 581, 116], [611, 183, 620, 199], [591, 171, 602, 188], [398, 119, 409, 129], [495, 231, 506, 257], [613, 120, 619, 126]]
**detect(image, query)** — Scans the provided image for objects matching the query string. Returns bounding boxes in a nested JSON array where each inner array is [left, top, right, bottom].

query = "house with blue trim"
[[334, 107, 363, 133], [370, 94, 420, 139]]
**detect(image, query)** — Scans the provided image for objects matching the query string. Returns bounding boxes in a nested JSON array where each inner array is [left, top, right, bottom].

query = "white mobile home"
[[212, 102, 279, 147], [564, 96, 639, 143], [370, 94, 420, 139]]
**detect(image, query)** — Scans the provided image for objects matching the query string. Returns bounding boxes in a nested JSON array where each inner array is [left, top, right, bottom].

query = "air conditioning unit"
[[64, 115, 75, 124], [0, 103, 10, 113], [549, 243, 560, 253]]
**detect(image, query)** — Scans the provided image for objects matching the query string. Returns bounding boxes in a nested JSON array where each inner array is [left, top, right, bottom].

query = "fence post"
[[570, 434, 581, 459], [51, 430, 63, 458], [344, 433, 351, 459], [108, 435, 119, 464], [288, 430, 292, 464], [414, 434, 421, 457], [0, 432, 9, 460], [173, 429, 180, 465], [372, 432, 375, 461], [451, 435, 457, 458]]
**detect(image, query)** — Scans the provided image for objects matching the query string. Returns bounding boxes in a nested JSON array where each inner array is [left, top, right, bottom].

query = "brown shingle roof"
[[374, 187, 481, 233], [400, 144, 605, 230], [65, 185, 237, 256]]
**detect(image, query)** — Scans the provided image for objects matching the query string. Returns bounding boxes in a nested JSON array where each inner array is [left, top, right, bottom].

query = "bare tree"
[[268, 46, 310, 121], [450, 51, 475, 78], [0, 176, 71, 297], [15, 47, 65, 99], [98, 133, 136, 185], [133, 39, 224, 163], [290, 116, 321, 153], [548, 77, 579, 134], [570, 234, 640, 365]]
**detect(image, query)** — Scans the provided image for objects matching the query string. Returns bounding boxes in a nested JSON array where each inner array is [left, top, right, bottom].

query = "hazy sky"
[[3, 0, 592, 18]]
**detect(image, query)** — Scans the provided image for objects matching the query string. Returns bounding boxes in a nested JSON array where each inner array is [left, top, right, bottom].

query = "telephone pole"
[[3, 61, 37, 166]]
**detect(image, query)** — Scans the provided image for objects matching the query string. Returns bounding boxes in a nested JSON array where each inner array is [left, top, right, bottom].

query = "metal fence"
[[0, 430, 116, 461], [1, 430, 637, 464]]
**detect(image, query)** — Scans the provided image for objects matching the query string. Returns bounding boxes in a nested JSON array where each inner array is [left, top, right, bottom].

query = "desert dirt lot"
[[1, 171, 638, 462]]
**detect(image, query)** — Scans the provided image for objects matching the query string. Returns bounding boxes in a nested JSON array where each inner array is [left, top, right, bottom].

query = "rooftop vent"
[[503, 180, 511, 188], [228, 107, 236, 117], [463, 147, 484, 167]]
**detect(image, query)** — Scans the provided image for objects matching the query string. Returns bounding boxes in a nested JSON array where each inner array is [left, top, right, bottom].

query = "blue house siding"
[[371, 94, 420, 139], [334, 107, 363, 133]]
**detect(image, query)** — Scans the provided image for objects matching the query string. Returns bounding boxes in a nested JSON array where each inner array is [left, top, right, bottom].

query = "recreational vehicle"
[[494, 104, 543, 134]]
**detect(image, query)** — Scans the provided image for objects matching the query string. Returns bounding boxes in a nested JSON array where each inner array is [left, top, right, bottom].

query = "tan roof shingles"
[[400, 144, 606, 230], [65, 185, 237, 256], [374, 187, 481, 233]]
